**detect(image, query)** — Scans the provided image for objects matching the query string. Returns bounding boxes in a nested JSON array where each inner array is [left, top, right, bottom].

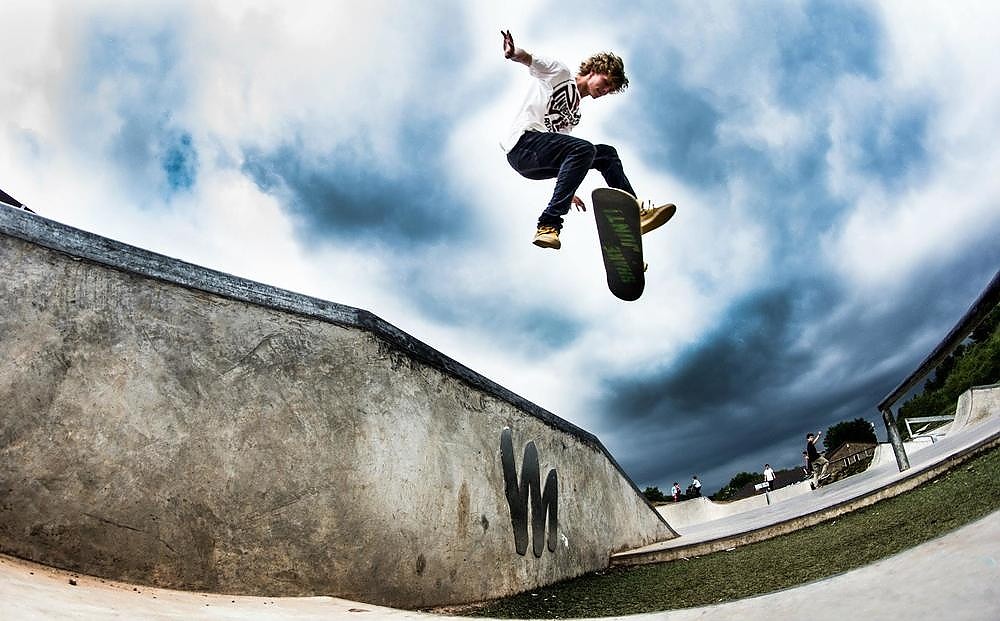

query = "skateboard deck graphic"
[[591, 188, 644, 301]]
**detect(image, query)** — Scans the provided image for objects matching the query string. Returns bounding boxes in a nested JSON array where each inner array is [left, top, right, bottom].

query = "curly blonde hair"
[[579, 52, 629, 93]]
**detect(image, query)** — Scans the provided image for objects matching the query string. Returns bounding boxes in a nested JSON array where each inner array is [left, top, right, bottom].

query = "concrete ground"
[[2, 511, 997, 620]]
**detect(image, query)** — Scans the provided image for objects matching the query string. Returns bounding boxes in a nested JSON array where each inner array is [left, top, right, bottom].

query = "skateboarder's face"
[[578, 72, 614, 99]]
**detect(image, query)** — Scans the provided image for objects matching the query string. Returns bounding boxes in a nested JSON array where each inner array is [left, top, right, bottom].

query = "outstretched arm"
[[501, 29, 532, 66]]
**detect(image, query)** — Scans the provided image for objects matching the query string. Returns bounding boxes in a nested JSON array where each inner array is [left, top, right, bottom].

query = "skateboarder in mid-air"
[[501, 29, 674, 250]]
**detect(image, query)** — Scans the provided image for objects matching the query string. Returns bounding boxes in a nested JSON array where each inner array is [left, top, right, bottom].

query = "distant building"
[[825, 441, 877, 474]]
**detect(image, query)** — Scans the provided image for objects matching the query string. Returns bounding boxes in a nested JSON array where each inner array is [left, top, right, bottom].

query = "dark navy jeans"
[[507, 130, 636, 230]]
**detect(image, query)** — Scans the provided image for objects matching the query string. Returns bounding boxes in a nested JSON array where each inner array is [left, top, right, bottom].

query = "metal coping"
[[0, 204, 671, 528], [0, 187, 24, 208]]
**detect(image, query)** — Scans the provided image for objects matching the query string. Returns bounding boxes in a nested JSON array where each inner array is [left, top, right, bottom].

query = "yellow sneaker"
[[638, 200, 676, 235], [532, 225, 561, 249]]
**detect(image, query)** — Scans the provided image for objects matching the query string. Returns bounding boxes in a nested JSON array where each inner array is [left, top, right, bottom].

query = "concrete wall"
[[0, 206, 676, 608]]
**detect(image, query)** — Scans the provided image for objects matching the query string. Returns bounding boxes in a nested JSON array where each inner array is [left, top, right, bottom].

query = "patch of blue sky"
[[620, 91, 842, 269], [160, 131, 197, 194], [76, 15, 197, 203]]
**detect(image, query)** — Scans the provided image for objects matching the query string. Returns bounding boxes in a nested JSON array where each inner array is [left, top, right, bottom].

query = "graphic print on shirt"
[[543, 79, 581, 133]]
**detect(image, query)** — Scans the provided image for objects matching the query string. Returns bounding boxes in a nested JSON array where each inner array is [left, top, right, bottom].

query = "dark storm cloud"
[[240, 137, 472, 249], [850, 103, 931, 190], [609, 367, 895, 494], [597, 251, 1000, 493], [236, 2, 488, 251], [598, 283, 825, 424], [776, 1, 883, 106], [614, 1, 916, 201], [627, 54, 728, 189]]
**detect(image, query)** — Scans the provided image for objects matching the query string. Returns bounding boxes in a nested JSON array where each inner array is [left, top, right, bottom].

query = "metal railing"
[[877, 269, 1000, 471], [903, 415, 955, 439]]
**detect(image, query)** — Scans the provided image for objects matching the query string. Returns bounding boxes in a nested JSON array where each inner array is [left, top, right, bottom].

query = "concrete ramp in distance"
[[871, 384, 1000, 470], [951, 383, 1000, 433], [0, 205, 676, 608], [657, 386, 1000, 532], [655, 481, 813, 530]]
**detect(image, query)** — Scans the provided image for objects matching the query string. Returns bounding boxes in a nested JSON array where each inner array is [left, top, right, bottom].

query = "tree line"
[[897, 304, 1000, 437]]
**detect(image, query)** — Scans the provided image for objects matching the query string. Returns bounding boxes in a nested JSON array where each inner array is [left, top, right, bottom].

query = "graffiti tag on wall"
[[500, 428, 558, 557]]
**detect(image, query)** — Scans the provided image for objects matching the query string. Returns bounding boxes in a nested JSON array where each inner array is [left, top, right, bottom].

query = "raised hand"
[[501, 29, 515, 59]]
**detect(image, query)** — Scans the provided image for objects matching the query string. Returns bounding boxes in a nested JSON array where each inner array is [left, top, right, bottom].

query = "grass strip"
[[465, 444, 1000, 618]]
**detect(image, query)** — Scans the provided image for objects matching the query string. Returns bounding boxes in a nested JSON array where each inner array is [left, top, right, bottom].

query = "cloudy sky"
[[3, 0, 998, 493]]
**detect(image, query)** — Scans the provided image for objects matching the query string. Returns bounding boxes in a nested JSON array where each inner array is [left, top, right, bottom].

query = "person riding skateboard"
[[806, 432, 829, 489], [500, 29, 674, 250]]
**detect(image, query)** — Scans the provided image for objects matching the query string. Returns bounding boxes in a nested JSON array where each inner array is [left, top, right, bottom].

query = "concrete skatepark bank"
[[0, 204, 676, 608], [3, 203, 998, 618]]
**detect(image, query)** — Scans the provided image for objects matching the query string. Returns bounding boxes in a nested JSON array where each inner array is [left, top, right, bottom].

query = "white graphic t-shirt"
[[501, 55, 582, 153]]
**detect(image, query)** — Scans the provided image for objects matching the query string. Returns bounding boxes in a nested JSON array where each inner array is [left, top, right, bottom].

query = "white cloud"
[[823, 3, 1000, 290]]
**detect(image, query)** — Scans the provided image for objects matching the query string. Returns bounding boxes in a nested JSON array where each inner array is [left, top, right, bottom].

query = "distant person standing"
[[763, 464, 775, 490], [691, 475, 702, 497], [671, 482, 681, 502], [806, 432, 829, 489]]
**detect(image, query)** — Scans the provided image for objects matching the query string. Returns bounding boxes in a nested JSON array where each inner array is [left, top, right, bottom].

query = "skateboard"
[[591, 188, 645, 301]]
